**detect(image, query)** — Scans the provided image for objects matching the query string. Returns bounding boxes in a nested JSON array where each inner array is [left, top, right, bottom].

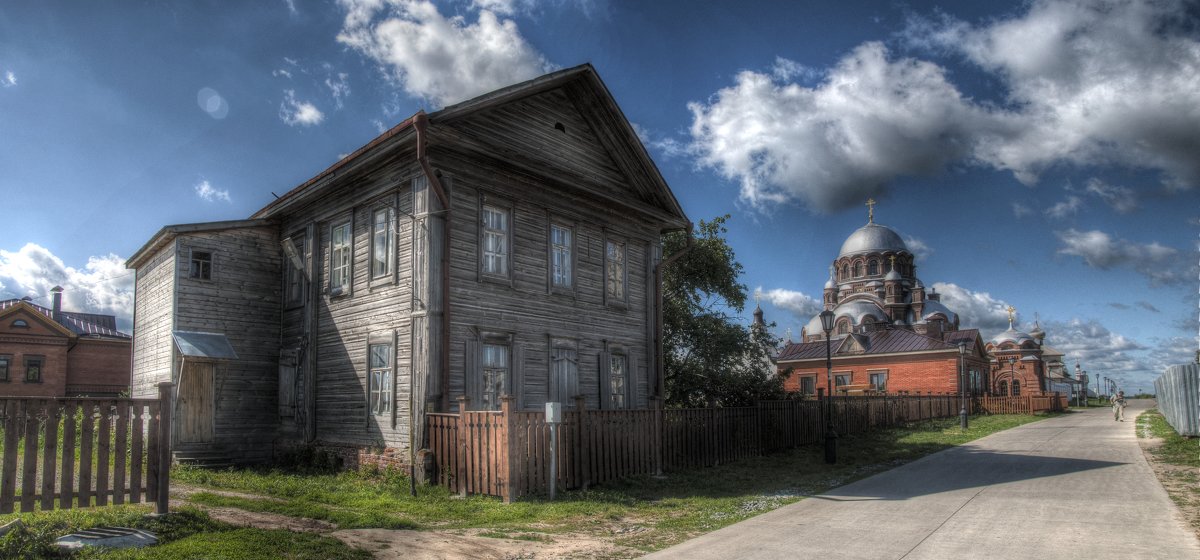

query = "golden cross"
[[1007, 305, 1016, 326], [866, 198, 876, 223], [889, 255, 896, 268]]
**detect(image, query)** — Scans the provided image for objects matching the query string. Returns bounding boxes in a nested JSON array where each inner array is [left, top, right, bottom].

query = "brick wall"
[[66, 339, 132, 391], [782, 352, 967, 395], [0, 339, 70, 397]]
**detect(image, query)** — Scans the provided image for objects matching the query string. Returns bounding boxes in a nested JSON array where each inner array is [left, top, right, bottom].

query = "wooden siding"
[[131, 243, 176, 398], [172, 226, 281, 463], [438, 142, 659, 413], [273, 150, 422, 454]]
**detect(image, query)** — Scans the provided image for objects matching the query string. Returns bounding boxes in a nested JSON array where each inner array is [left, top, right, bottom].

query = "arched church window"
[[868, 260, 878, 275], [1012, 380, 1021, 396], [854, 262, 864, 277], [837, 320, 849, 335], [840, 264, 848, 281], [999, 380, 1008, 395]]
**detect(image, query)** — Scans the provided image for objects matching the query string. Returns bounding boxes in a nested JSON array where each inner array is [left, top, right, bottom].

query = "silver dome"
[[989, 327, 1035, 347], [806, 299, 887, 336], [921, 299, 959, 324], [838, 223, 910, 258]]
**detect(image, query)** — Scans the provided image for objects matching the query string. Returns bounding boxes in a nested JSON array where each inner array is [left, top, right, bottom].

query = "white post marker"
[[545, 402, 563, 500]]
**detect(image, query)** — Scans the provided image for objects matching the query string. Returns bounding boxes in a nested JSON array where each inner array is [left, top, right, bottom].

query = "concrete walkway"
[[646, 400, 1200, 559]]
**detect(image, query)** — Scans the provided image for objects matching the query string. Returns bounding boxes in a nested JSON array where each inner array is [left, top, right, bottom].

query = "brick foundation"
[[274, 440, 411, 472]]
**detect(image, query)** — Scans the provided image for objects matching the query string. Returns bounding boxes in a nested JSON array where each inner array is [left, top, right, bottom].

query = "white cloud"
[[1011, 202, 1033, 218], [272, 68, 293, 79], [1055, 228, 1181, 285], [902, 235, 932, 260], [0, 244, 133, 331], [194, 180, 231, 203], [689, 0, 1200, 213], [930, 282, 1012, 336], [1044, 195, 1082, 219], [283, 0, 298, 15], [336, 0, 556, 107], [1044, 318, 1146, 374], [1, 71, 15, 87], [279, 89, 325, 126], [915, 0, 1200, 190], [689, 42, 990, 211], [326, 72, 351, 109], [756, 287, 823, 321], [1084, 178, 1138, 213]]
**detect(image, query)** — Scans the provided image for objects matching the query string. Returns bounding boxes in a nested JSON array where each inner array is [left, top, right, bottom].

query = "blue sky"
[[1, 0, 1196, 394]]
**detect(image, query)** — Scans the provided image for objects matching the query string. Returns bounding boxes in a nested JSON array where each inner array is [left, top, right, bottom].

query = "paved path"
[[646, 400, 1200, 559]]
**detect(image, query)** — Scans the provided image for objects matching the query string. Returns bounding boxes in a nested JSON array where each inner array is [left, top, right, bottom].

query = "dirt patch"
[[172, 486, 642, 558], [331, 528, 642, 560], [1137, 433, 1200, 542]]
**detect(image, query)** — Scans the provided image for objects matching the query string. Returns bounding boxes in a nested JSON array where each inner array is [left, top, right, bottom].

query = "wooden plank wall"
[[0, 397, 166, 514], [429, 393, 1075, 500]]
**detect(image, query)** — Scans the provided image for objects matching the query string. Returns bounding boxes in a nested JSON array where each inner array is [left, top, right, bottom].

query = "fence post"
[[500, 395, 516, 503], [651, 397, 663, 475], [456, 396, 470, 497], [156, 382, 174, 515], [574, 395, 589, 490]]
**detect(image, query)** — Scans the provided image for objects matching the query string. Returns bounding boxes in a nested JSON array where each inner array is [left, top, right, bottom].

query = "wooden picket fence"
[[428, 391, 1067, 501], [0, 383, 173, 514]]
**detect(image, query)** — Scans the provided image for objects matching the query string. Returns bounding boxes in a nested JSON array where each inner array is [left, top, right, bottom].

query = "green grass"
[[175, 413, 1055, 552], [0, 505, 368, 559], [1138, 408, 1200, 468]]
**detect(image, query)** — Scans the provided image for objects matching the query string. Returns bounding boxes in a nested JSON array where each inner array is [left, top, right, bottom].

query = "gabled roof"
[[0, 300, 130, 340], [126, 219, 272, 269], [778, 328, 980, 362], [251, 64, 688, 229]]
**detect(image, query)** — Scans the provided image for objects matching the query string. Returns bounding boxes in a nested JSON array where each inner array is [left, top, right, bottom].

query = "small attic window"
[[11, 320, 29, 328], [554, 122, 566, 133]]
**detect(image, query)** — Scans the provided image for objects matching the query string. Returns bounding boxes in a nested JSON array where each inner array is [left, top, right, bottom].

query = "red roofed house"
[[0, 286, 132, 398]]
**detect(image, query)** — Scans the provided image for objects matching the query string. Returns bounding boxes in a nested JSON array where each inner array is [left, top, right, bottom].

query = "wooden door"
[[179, 361, 214, 443]]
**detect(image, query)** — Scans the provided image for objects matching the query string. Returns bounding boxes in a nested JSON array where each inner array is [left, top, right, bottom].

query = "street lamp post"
[[958, 341, 968, 430], [820, 309, 837, 464], [1008, 356, 1017, 396]]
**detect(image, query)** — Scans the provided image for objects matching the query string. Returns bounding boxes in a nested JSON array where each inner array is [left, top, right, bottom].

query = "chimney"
[[51, 286, 63, 323]]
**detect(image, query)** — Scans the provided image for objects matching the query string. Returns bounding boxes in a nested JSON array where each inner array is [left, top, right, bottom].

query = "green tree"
[[662, 215, 788, 408]]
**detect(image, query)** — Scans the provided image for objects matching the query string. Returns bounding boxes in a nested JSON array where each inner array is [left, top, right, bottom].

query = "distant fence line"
[[428, 392, 1066, 502], [1154, 363, 1199, 437]]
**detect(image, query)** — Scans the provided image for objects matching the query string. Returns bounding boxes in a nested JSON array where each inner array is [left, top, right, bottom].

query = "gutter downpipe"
[[414, 111, 452, 493]]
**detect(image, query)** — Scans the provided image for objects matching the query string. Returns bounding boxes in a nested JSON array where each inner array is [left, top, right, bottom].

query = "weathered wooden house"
[[127, 64, 689, 467]]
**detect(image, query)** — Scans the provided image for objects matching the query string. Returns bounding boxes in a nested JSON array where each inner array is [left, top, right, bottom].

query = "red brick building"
[[0, 287, 131, 397], [777, 328, 988, 396]]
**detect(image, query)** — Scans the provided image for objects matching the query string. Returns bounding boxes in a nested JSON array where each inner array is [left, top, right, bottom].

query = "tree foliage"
[[662, 215, 787, 408]]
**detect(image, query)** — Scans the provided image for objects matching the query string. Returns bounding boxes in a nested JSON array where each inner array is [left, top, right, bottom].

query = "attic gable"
[[0, 302, 76, 339]]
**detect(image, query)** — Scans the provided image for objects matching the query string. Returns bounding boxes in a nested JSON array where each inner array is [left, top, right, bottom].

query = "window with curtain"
[[606, 239, 626, 302], [869, 371, 887, 392], [482, 205, 509, 276], [609, 352, 627, 409], [481, 343, 509, 411], [330, 221, 352, 294], [371, 207, 394, 279], [800, 376, 815, 395], [368, 343, 392, 416], [550, 224, 573, 289], [835, 373, 850, 387]]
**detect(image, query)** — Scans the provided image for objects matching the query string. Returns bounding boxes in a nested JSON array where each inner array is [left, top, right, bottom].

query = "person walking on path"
[[1111, 390, 1127, 421]]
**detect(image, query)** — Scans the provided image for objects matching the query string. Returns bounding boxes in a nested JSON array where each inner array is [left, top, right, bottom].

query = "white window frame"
[[370, 206, 395, 281], [368, 342, 393, 417], [480, 203, 511, 281], [329, 220, 352, 296], [549, 222, 574, 293], [605, 237, 627, 305], [799, 374, 816, 396], [609, 351, 628, 409], [834, 372, 852, 387]]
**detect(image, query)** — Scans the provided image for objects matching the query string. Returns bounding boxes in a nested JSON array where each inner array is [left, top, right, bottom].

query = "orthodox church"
[[774, 201, 1058, 397]]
